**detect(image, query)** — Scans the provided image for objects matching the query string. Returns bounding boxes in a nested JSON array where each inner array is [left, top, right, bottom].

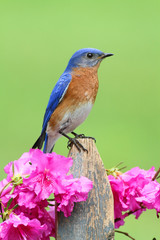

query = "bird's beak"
[[100, 53, 114, 59]]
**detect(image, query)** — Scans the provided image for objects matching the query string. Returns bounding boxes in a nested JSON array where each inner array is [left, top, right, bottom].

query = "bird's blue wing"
[[41, 73, 72, 133]]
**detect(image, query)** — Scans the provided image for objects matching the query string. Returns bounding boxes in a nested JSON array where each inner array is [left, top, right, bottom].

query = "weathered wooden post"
[[56, 138, 115, 240]]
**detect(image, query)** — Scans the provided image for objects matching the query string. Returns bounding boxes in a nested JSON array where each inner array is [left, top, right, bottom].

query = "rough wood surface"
[[56, 138, 115, 240]]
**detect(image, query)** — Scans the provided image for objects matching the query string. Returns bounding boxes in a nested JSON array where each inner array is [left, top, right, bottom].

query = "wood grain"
[[56, 138, 115, 240]]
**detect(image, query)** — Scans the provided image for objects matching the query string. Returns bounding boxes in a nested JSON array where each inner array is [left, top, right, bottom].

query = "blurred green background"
[[0, 0, 160, 239]]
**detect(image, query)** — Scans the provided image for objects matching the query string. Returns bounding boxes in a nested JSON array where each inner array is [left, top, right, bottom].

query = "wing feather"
[[41, 73, 72, 133]]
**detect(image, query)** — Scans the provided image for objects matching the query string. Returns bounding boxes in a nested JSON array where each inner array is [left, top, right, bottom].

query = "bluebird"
[[32, 48, 113, 153]]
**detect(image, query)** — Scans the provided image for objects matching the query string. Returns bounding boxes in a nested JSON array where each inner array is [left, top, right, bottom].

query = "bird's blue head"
[[65, 48, 113, 72]]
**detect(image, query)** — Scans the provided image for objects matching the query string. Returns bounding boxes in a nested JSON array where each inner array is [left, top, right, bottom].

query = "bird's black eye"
[[87, 53, 93, 58]]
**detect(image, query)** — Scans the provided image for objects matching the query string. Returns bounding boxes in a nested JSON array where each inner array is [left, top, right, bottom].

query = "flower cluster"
[[0, 149, 93, 239], [108, 167, 160, 228]]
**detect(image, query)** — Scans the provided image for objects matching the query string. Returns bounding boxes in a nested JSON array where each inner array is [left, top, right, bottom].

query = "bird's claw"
[[67, 138, 88, 153], [71, 132, 96, 143]]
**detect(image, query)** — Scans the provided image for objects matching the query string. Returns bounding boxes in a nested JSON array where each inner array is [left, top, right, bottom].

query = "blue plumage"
[[65, 48, 104, 71], [41, 73, 72, 133]]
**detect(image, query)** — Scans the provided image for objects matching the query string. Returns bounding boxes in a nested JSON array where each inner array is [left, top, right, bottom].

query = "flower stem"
[[0, 180, 13, 197], [115, 230, 135, 240], [152, 167, 160, 181]]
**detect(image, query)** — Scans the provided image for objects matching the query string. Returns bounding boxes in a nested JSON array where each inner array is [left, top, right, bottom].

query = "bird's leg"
[[59, 130, 88, 152], [71, 131, 96, 143]]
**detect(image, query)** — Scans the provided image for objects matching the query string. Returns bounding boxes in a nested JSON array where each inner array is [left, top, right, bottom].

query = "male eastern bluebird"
[[32, 48, 113, 153]]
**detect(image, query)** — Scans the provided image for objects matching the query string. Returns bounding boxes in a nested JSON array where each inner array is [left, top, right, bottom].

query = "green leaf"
[[10, 186, 15, 195], [12, 163, 15, 176], [12, 204, 19, 210], [47, 198, 55, 201], [6, 198, 13, 209]]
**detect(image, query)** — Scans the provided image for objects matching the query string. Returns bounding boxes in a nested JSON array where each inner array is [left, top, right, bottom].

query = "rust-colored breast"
[[48, 66, 99, 130], [69, 65, 99, 104]]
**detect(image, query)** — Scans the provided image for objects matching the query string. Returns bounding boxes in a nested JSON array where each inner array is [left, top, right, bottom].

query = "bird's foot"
[[67, 137, 88, 152], [59, 130, 88, 152], [71, 132, 96, 143]]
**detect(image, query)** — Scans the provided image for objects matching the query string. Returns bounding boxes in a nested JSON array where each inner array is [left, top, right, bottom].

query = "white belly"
[[46, 101, 93, 152], [61, 101, 93, 133]]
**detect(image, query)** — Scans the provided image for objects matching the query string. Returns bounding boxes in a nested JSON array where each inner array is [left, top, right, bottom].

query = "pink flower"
[[108, 167, 159, 228], [41, 206, 56, 238], [55, 176, 93, 217], [4, 152, 36, 181], [14, 205, 56, 238], [3, 149, 74, 205], [0, 149, 93, 239], [0, 213, 47, 240], [0, 179, 13, 204], [136, 181, 160, 211], [22, 149, 73, 200], [108, 175, 128, 226], [29, 149, 73, 175]]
